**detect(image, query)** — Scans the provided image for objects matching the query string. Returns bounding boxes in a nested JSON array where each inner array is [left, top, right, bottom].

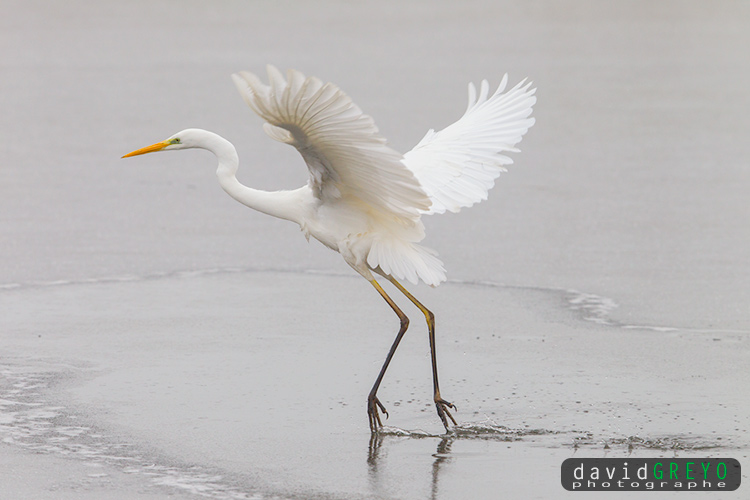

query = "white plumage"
[[123, 66, 536, 432], [404, 75, 536, 215], [230, 66, 535, 287]]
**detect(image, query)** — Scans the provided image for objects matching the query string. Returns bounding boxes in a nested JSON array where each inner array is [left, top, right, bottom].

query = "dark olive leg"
[[367, 279, 410, 433], [384, 276, 456, 432]]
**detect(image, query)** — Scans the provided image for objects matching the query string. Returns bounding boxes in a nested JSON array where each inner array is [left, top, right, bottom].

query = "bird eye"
[[171, 138, 181, 144]]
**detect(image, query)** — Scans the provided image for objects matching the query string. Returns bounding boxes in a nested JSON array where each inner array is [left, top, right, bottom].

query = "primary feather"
[[403, 76, 537, 215], [232, 67, 430, 221], [231, 66, 535, 286]]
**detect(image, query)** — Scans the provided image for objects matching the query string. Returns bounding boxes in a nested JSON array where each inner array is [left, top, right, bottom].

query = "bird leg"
[[383, 276, 457, 432], [367, 279, 410, 433]]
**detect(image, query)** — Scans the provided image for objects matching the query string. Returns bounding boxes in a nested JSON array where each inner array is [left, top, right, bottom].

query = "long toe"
[[367, 396, 389, 433], [435, 398, 457, 431]]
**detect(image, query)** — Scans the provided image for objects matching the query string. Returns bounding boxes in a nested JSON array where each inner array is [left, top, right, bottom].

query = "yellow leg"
[[383, 276, 457, 431], [367, 279, 410, 433]]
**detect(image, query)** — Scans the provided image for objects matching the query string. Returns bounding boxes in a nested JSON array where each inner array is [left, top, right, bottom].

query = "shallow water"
[[2, 0, 749, 498], [1, 271, 747, 498]]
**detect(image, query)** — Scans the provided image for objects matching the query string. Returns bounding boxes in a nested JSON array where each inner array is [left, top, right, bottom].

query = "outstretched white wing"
[[232, 66, 431, 223], [403, 75, 536, 215]]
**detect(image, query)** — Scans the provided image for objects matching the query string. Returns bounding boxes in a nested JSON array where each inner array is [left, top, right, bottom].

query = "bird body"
[[194, 127, 432, 284], [124, 66, 536, 432]]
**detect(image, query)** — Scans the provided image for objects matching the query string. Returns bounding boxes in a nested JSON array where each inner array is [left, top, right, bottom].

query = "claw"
[[368, 396, 389, 433], [435, 398, 457, 431], [377, 399, 389, 419]]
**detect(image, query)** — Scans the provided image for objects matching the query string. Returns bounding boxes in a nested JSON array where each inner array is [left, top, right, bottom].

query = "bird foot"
[[435, 397, 457, 432], [367, 395, 389, 433]]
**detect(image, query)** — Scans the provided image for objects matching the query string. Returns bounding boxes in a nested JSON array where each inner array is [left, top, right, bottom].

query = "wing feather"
[[230, 67, 535, 287], [232, 66, 431, 223], [404, 75, 536, 215]]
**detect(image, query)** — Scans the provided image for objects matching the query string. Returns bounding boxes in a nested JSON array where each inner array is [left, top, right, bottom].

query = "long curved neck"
[[204, 132, 304, 224]]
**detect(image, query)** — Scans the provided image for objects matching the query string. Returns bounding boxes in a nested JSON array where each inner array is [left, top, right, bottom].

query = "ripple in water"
[[0, 365, 265, 500]]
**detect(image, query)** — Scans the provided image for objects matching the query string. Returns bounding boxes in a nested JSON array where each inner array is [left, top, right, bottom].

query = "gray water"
[[1, 1, 748, 499]]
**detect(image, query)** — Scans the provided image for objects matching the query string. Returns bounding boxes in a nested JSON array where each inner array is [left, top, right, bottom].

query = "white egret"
[[123, 66, 536, 432]]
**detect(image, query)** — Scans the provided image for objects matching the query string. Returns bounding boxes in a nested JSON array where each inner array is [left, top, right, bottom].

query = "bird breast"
[[303, 199, 373, 253]]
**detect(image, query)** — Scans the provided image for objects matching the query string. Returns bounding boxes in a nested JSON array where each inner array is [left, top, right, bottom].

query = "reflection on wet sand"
[[1, 271, 746, 499], [429, 435, 454, 500], [367, 432, 454, 500]]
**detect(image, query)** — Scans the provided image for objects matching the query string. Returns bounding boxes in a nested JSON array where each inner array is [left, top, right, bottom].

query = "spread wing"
[[403, 75, 536, 215], [231, 66, 431, 223]]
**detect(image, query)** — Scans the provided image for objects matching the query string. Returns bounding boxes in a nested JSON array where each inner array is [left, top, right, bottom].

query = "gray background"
[[1, 1, 748, 499]]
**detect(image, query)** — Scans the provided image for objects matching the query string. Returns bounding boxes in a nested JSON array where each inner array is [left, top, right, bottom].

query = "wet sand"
[[2, 0, 749, 498], [1, 271, 748, 498]]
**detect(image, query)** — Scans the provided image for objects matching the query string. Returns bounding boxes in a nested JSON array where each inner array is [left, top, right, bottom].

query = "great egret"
[[123, 66, 536, 432]]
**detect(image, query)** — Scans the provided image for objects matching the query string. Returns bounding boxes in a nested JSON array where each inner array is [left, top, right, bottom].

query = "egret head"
[[122, 129, 204, 158]]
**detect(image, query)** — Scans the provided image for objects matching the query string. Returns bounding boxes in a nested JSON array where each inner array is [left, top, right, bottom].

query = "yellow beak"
[[122, 140, 170, 158]]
